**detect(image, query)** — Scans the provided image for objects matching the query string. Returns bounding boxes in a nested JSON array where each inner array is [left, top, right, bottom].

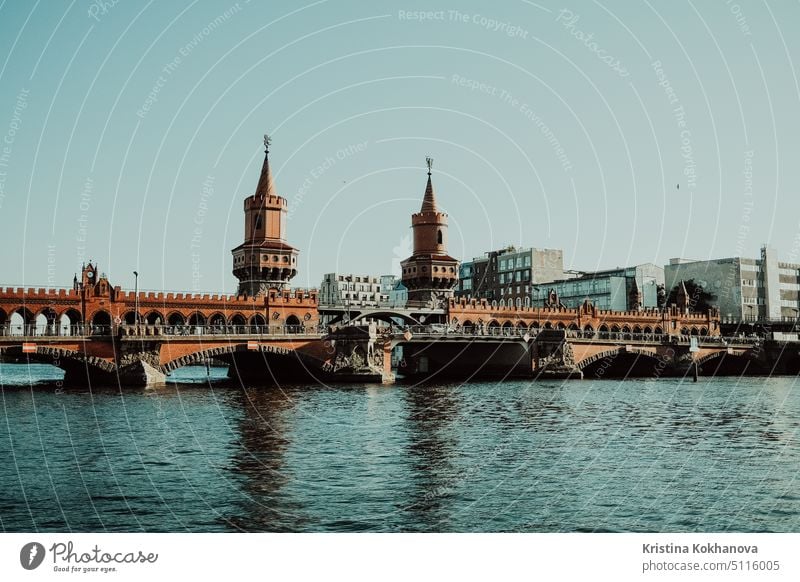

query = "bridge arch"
[[348, 310, 422, 326]]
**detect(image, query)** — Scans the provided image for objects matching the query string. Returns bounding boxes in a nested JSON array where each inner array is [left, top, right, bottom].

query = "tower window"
[[437, 229, 443, 245], [254, 215, 262, 230]]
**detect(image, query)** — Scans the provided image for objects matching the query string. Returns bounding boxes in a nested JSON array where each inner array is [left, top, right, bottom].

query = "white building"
[[319, 273, 392, 308]]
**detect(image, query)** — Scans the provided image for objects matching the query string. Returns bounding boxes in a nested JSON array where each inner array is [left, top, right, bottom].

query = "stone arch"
[[621, 325, 631, 333], [285, 314, 301, 331], [208, 312, 226, 328], [543, 322, 553, 329], [643, 326, 653, 334], [249, 314, 266, 328], [556, 322, 566, 330], [36, 307, 59, 336], [90, 310, 111, 334], [59, 308, 82, 336], [167, 312, 185, 326], [598, 324, 609, 332], [145, 310, 164, 325], [654, 326, 664, 334], [690, 327, 699, 335], [700, 327, 708, 336], [229, 313, 247, 326], [461, 319, 474, 330], [501, 320, 514, 332], [632, 325, 642, 334], [487, 320, 500, 334], [610, 324, 620, 333], [516, 321, 528, 332], [576, 347, 623, 369], [9, 307, 34, 335], [123, 311, 138, 325]]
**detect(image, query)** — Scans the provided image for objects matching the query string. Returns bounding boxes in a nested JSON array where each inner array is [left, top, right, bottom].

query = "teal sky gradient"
[[1, 0, 798, 293]]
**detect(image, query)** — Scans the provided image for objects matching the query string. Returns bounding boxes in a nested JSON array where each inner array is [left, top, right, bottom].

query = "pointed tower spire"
[[254, 133, 276, 199], [420, 156, 438, 213]]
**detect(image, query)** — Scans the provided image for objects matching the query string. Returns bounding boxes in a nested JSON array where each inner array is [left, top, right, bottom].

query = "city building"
[[319, 273, 391, 307], [664, 245, 800, 320], [531, 263, 665, 311], [456, 246, 568, 307], [400, 158, 459, 307], [231, 135, 299, 296]]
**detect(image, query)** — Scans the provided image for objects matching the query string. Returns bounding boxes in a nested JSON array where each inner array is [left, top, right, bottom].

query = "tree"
[[666, 279, 716, 313]]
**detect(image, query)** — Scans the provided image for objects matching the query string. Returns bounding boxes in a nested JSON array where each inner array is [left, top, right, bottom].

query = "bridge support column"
[[327, 323, 393, 383], [532, 330, 583, 379]]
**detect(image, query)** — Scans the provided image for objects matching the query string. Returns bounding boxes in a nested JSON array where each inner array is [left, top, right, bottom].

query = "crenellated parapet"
[[447, 297, 721, 337]]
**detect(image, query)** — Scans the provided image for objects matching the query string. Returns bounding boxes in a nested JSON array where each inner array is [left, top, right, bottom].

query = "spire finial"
[[263, 133, 271, 154], [426, 156, 433, 176]]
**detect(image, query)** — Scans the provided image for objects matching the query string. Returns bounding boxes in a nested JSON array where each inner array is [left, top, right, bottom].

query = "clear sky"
[[1, 0, 798, 293]]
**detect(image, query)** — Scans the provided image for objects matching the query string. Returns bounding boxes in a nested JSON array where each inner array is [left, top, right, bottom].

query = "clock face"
[[87, 272, 94, 279]]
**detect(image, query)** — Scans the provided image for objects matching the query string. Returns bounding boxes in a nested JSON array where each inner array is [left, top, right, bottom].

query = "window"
[[254, 215, 262, 230], [437, 229, 443, 244]]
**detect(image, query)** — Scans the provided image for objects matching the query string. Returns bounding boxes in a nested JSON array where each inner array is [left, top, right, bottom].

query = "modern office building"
[[664, 245, 800, 320], [531, 263, 665, 311], [456, 246, 568, 307]]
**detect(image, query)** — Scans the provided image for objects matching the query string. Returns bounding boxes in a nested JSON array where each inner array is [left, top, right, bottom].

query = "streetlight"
[[133, 271, 139, 327]]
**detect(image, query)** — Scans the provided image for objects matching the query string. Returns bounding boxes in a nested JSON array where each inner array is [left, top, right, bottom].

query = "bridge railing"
[[0, 323, 323, 338], [392, 325, 757, 347], [0, 324, 112, 337], [116, 324, 320, 337]]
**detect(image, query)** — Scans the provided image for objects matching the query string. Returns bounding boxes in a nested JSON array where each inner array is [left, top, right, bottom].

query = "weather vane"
[[426, 156, 433, 174], [263, 133, 271, 152]]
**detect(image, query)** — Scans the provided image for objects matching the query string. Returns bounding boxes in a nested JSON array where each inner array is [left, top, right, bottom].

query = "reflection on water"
[[0, 363, 798, 532]]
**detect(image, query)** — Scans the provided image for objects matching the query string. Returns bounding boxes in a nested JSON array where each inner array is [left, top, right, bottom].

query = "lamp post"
[[133, 271, 139, 327]]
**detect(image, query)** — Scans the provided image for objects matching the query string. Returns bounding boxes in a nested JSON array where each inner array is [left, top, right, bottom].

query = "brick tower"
[[400, 158, 459, 307], [232, 135, 299, 296]]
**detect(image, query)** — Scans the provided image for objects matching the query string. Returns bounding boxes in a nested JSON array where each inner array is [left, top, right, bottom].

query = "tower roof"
[[254, 134, 276, 199], [420, 156, 438, 213]]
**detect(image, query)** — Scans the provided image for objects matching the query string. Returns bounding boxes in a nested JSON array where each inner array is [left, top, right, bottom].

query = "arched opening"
[[680, 327, 690, 336], [583, 324, 595, 339], [543, 322, 553, 329], [611, 324, 621, 333], [188, 312, 206, 334], [487, 320, 500, 335], [700, 327, 708, 336], [632, 325, 642, 334], [229, 314, 246, 333], [0, 308, 7, 332], [461, 319, 474, 333], [60, 309, 82, 336], [581, 351, 665, 378], [36, 308, 58, 336], [529, 321, 540, 331], [437, 229, 443, 245], [501, 321, 514, 335], [598, 324, 609, 339], [643, 326, 653, 334], [568, 323, 579, 331], [556, 322, 566, 330], [208, 313, 226, 333], [145, 311, 164, 325], [690, 327, 699, 336], [516, 321, 528, 333], [167, 312, 186, 334], [9, 307, 34, 335], [123, 311, 138, 325], [654, 326, 664, 335], [499, 299, 506, 308], [91, 311, 111, 335], [249, 314, 266, 332], [285, 314, 301, 332]]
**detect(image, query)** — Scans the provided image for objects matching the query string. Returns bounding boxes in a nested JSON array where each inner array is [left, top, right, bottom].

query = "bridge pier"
[[327, 324, 393, 383]]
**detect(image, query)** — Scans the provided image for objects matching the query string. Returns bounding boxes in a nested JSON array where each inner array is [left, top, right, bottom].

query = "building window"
[[437, 229, 443, 245]]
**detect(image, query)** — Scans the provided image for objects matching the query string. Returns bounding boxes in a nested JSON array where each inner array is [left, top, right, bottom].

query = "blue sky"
[[1, 0, 798, 293]]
